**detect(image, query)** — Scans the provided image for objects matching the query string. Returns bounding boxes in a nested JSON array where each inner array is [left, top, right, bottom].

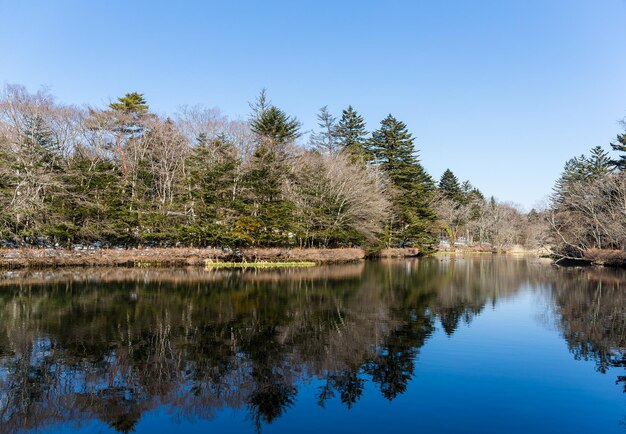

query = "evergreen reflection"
[[0, 257, 623, 432]]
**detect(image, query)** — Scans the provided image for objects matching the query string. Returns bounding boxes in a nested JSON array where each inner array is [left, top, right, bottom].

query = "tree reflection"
[[549, 267, 626, 392], [0, 257, 622, 432]]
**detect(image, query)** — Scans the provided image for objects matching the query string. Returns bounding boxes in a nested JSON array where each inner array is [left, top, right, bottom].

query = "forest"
[[0, 84, 624, 260]]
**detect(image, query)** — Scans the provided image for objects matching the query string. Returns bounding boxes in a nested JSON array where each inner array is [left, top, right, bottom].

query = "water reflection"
[[0, 257, 623, 433]]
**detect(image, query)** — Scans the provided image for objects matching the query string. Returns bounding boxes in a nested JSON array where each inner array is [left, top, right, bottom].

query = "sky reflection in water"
[[0, 256, 623, 433]]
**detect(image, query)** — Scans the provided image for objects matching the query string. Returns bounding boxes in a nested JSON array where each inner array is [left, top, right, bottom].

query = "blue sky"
[[1, 0, 625, 209]]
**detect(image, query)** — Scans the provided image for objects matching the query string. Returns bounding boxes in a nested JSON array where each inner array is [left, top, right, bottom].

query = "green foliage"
[[182, 134, 241, 246], [0, 85, 434, 250], [553, 145, 614, 203], [239, 139, 296, 246], [367, 115, 436, 248], [610, 131, 626, 170], [336, 106, 369, 161], [109, 92, 149, 116], [250, 90, 301, 145], [461, 180, 484, 203], [587, 146, 613, 177], [439, 169, 463, 202]]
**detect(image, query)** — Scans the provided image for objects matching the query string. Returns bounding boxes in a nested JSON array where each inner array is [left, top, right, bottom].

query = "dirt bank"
[[0, 247, 421, 269]]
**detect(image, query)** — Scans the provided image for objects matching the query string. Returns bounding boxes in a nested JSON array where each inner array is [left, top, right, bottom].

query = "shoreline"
[[1, 246, 622, 269], [0, 247, 421, 269]]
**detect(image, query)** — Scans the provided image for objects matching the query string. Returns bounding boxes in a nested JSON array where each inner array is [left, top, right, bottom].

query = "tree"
[[367, 115, 436, 247], [335, 106, 368, 162], [108, 92, 149, 116], [438, 169, 463, 202], [0, 84, 69, 243], [237, 91, 302, 246], [96, 92, 152, 180], [460, 180, 484, 204], [309, 106, 338, 155], [291, 152, 389, 247], [249, 90, 301, 145], [609, 127, 626, 171], [587, 146, 613, 177], [183, 133, 240, 246], [553, 146, 614, 205]]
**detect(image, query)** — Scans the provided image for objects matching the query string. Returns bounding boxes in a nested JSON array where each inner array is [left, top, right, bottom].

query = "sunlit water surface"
[[0, 256, 624, 433]]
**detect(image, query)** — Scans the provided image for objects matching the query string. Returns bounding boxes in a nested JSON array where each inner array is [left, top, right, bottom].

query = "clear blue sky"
[[1, 0, 625, 209]]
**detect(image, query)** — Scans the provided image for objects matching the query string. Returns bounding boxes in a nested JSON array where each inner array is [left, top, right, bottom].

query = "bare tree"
[[291, 152, 390, 246]]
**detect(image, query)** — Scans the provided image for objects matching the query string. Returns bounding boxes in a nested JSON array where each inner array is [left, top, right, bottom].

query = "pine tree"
[[309, 106, 338, 155], [438, 169, 463, 202], [57, 149, 125, 245], [249, 90, 301, 145], [183, 133, 240, 246], [551, 146, 613, 206], [586, 145, 613, 176], [367, 114, 436, 247], [240, 91, 301, 245], [335, 106, 368, 161], [610, 132, 626, 171], [460, 180, 484, 203], [109, 92, 149, 116]]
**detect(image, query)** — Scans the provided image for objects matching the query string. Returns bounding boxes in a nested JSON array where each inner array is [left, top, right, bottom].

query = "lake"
[[0, 256, 624, 433]]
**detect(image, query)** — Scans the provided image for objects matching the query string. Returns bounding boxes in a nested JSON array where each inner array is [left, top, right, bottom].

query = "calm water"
[[0, 256, 624, 433]]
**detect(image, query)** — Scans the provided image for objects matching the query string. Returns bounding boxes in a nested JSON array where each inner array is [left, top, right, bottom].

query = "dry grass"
[[0, 247, 368, 269]]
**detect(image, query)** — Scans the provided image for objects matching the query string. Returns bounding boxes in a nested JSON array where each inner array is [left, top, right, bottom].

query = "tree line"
[[0, 84, 461, 250], [0, 85, 423, 248], [549, 134, 626, 260], [1, 83, 623, 255]]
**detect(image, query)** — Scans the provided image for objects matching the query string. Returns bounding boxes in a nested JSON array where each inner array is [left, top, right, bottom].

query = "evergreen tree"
[[460, 180, 484, 203], [367, 115, 433, 190], [335, 106, 368, 161], [367, 115, 436, 247], [609, 131, 626, 171], [56, 149, 126, 245], [309, 106, 338, 155], [438, 169, 463, 202], [240, 91, 301, 245], [249, 90, 301, 145], [183, 133, 240, 246], [553, 146, 613, 204], [587, 146, 613, 177], [108, 92, 149, 117], [103, 92, 152, 184]]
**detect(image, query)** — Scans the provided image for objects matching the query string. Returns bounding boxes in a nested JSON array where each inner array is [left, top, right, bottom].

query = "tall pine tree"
[[367, 115, 436, 248], [239, 91, 301, 245]]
